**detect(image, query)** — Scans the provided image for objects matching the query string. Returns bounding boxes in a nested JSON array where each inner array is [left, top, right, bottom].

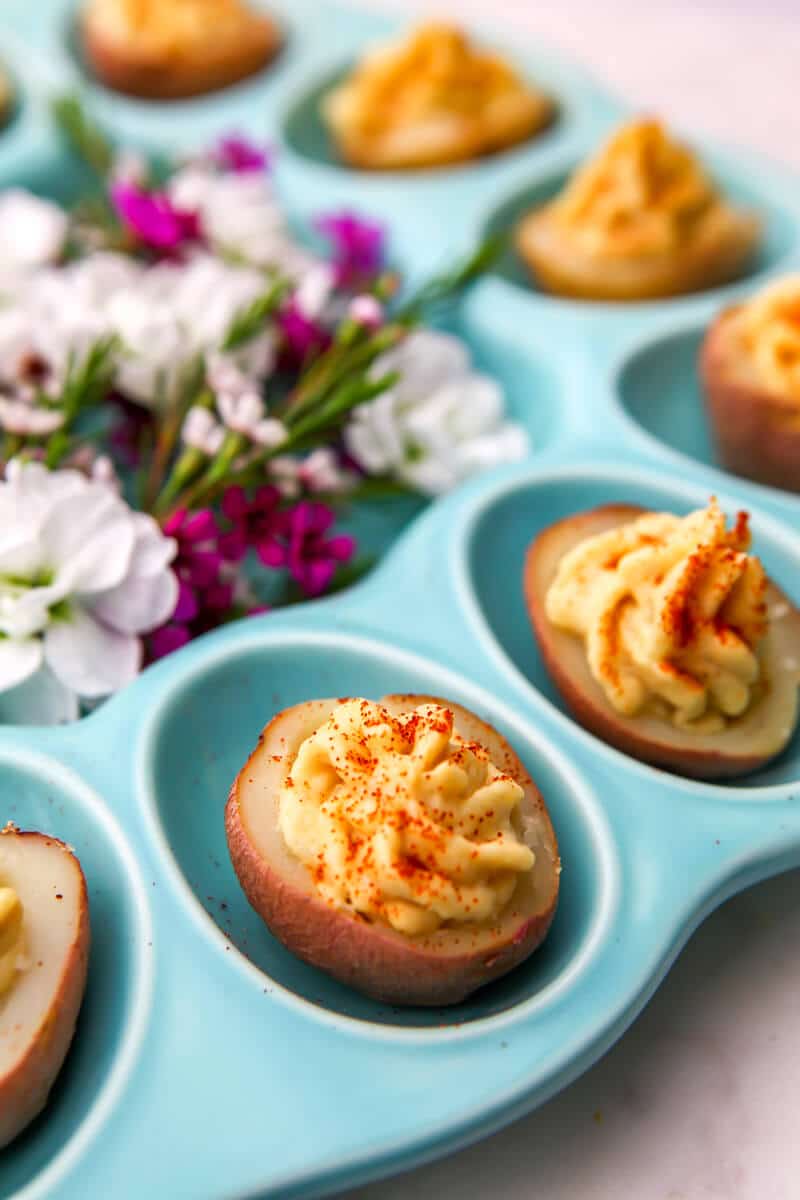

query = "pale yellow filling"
[[0, 885, 25, 998], [85, 0, 268, 55], [278, 699, 534, 936], [326, 22, 546, 139], [551, 119, 723, 259], [733, 275, 800, 402], [546, 501, 769, 731]]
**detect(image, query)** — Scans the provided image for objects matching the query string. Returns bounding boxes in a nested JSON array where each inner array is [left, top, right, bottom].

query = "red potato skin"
[[81, 18, 281, 100], [700, 311, 800, 495], [225, 695, 559, 1007], [524, 505, 800, 780], [0, 833, 90, 1150]]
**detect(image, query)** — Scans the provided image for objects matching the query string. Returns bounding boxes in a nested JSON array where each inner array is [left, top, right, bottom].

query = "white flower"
[[344, 330, 529, 495], [299, 448, 357, 495], [251, 417, 287, 448], [110, 150, 149, 186], [89, 454, 120, 491], [294, 264, 336, 320], [182, 405, 226, 456], [168, 166, 316, 279], [0, 395, 64, 436], [0, 191, 67, 275], [106, 286, 186, 404], [0, 461, 178, 708], [268, 455, 302, 498], [206, 351, 287, 449], [348, 294, 383, 329]]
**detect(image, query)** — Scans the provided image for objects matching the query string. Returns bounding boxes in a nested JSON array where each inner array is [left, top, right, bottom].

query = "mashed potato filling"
[[328, 23, 540, 138], [0, 885, 25, 998], [551, 119, 721, 259], [277, 699, 534, 936], [86, 0, 264, 55], [734, 275, 800, 402], [546, 501, 769, 732]]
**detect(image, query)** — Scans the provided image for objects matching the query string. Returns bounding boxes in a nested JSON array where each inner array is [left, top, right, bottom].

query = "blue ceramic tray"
[[2, 3, 800, 1198]]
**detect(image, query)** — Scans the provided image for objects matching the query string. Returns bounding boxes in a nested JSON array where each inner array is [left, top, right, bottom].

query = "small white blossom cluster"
[[0, 460, 177, 720], [0, 186, 529, 500], [0, 175, 318, 433], [182, 353, 287, 454], [344, 330, 529, 495], [167, 164, 316, 280]]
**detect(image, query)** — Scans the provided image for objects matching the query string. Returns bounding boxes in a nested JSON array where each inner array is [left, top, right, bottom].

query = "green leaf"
[[51, 93, 115, 178], [221, 277, 291, 351], [396, 232, 506, 323]]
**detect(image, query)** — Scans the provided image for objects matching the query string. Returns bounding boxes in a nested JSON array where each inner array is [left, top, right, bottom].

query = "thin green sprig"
[[51, 94, 115, 179], [44, 335, 119, 468], [222, 278, 291, 351], [396, 233, 506, 324]]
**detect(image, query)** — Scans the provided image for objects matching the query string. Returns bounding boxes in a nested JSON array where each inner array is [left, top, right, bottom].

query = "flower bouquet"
[[0, 98, 528, 723]]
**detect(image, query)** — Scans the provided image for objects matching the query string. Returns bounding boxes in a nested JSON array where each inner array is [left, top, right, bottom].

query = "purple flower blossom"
[[219, 485, 285, 566], [149, 623, 191, 659], [274, 501, 355, 597], [215, 136, 271, 174], [278, 299, 331, 367], [314, 210, 386, 288], [149, 508, 236, 659], [110, 182, 201, 253]]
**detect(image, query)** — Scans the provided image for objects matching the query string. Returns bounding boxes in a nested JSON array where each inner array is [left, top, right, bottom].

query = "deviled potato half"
[[0, 826, 90, 1148], [226, 695, 560, 1006], [323, 23, 554, 171], [517, 119, 760, 301], [525, 501, 800, 779], [701, 275, 800, 494], [81, 0, 282, 99]]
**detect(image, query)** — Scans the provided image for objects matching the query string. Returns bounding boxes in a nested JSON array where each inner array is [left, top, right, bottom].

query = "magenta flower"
[[215, 136, 271, 173], [278, 299, 331, 367], [314, 210, 385, 288], [149, 623, 191, 659], [219, 485, 285, 566], [149, 507, 236, 659], [111, 182, 201, 253], [275, 501, 355, 597]]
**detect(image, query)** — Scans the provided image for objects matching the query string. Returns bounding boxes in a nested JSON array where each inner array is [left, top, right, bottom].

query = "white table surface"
[[338, 4, 800, 1199]]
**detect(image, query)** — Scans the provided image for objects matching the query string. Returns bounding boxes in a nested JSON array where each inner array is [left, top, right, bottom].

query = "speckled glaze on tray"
[[1, 3, 800, 1198]]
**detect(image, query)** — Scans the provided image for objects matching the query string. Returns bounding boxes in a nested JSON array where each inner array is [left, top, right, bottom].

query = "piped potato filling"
[[551, 119, 731, 259], [84, 0, 271, 56], [545, 500, 769, 732], [731, 275, 800, 404], [0, 884, 25, 999], [277, 699, 535, 935], [323, 22, 552, 164]]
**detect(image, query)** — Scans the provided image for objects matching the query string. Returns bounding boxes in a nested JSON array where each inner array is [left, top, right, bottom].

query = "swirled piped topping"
[[277, 699, 534, 936], [0, 883, 25, 998], [733, 275, 800, 403], [546, 501, 769, 732], [326, 23, 545, 138], [551, 119, 722, 258], [85, 0, 268, 54]]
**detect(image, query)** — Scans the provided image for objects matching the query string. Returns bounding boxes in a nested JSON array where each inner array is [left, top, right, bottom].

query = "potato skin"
[[81, 14, 281, 100], [700, 311, 800, 494], [524, 505, 800, 780], [0, 833, 90, 1150], [225, 697, 559, 1007], [516, 208, 759, 302]]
